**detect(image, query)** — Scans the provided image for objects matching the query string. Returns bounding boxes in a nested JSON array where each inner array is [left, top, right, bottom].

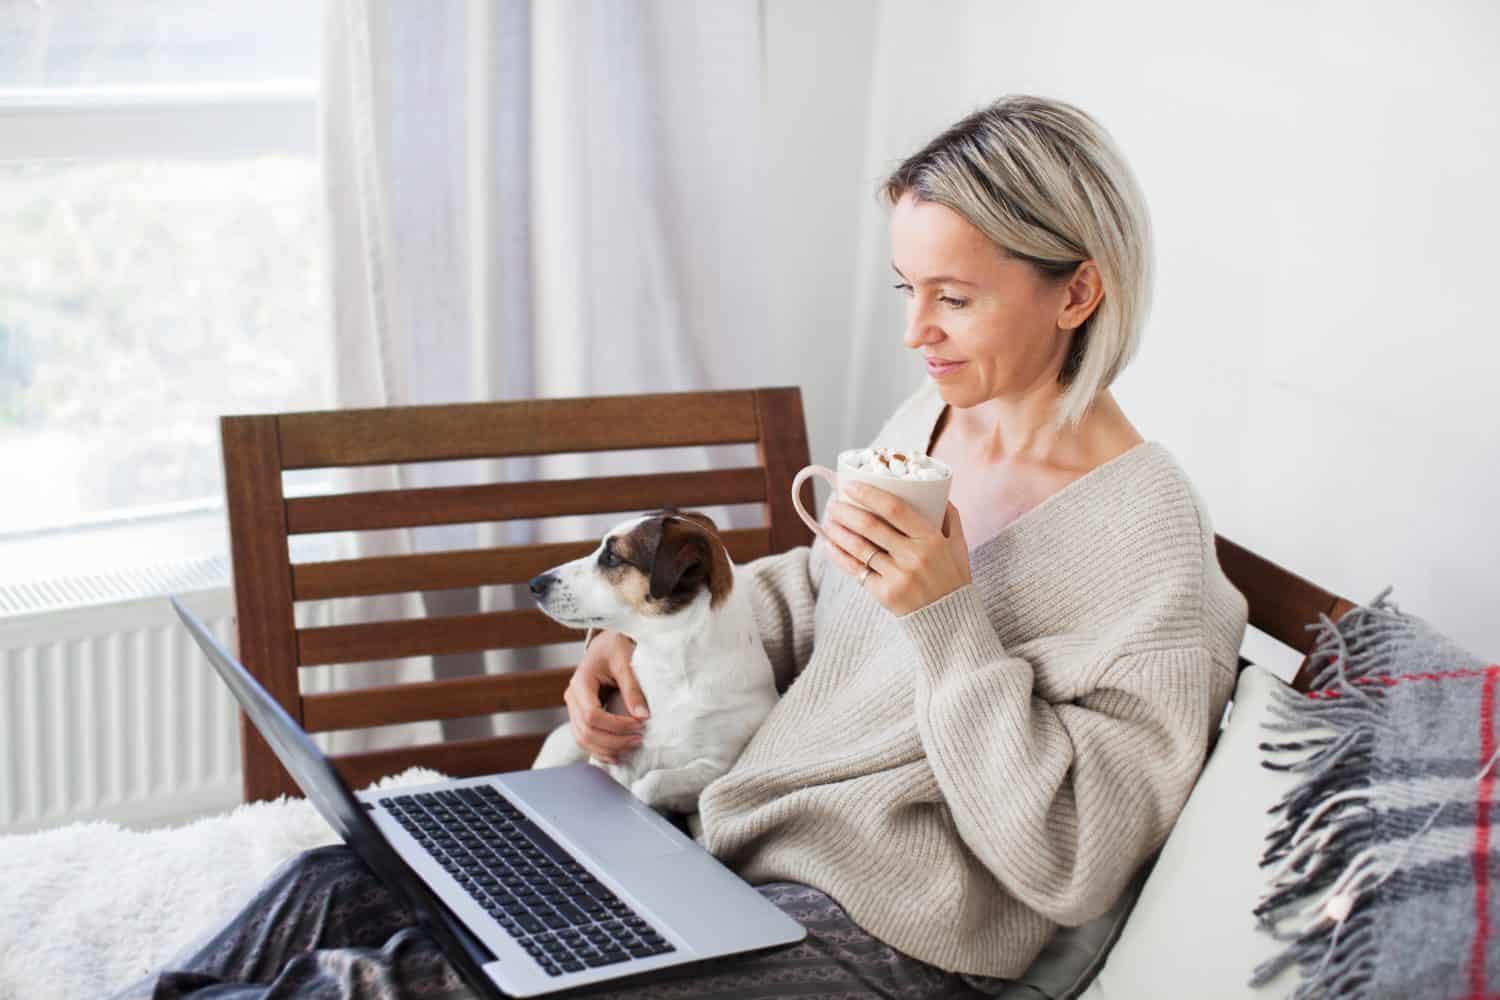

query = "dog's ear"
[[647, 513, 733, 608], [647, 518, 710, 602], [657, 508, 718, 536], [677, 510, 719, 535]]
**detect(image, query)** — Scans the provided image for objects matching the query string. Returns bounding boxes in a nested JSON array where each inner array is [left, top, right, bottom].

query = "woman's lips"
[[926, 358, 966, 376]]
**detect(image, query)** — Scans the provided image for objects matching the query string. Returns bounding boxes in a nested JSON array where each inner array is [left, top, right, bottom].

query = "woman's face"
[[889, 192, 1092, 410]]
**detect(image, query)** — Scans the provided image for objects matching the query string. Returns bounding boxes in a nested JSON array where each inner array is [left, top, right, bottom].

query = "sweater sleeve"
[[899, 584, 1225, 927], [740, 540, 827, 693]]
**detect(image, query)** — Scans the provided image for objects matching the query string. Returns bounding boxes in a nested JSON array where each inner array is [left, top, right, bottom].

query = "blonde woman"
[[115, 95, 1248, 1000]]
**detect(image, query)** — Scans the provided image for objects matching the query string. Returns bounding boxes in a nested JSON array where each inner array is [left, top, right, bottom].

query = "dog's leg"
[[629, 759, 727, 814], [531, 721, 590, 770]]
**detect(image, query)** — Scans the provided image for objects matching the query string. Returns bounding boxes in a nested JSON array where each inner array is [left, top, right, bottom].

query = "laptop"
[[170, 597, 805, 998]]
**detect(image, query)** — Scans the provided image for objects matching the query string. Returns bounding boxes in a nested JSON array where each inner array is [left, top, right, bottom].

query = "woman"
[[117, 95, 1248, 1000]]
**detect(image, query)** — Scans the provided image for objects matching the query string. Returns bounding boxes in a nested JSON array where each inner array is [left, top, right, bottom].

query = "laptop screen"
[[169, 597, 503, 998]]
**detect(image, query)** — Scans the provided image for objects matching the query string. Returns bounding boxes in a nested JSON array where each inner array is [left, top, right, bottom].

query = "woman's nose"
[[903, 302, 943, 350]]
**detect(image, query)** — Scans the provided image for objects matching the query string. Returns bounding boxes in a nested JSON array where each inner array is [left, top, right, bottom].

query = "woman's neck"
[[949, 389, 1140, 471]]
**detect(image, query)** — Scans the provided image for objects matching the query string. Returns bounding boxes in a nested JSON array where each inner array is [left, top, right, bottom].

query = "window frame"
[[0, 80, 323, 578], [0, 81, 316, 163]]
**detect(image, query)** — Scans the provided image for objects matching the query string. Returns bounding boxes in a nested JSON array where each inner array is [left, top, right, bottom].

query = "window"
[[0, 1, 330, 585]]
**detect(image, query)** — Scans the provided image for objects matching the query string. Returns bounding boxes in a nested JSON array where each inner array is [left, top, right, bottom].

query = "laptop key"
[[552, 903, 588, 925]]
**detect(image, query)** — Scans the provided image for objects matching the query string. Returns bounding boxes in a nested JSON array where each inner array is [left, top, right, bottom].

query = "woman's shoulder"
[[1074, 442, 1247, 654], [984, 441, 1222, 599], [1080, 441, 1220, 564]]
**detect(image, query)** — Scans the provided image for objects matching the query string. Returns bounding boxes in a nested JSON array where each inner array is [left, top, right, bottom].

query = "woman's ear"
[[1059, 259, 1104, 330]]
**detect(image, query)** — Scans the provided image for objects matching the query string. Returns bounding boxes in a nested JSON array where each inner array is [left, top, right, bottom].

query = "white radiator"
[[0, 556, 525, 835], [0, 560, 246, 834]]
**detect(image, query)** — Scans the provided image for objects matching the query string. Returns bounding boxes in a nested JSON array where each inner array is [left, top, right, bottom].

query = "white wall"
[[759, 0, 878, 466], [772, 0, 1500, 663]]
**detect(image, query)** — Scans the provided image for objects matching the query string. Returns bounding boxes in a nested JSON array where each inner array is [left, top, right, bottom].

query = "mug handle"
[[791, 465, 838, 542]]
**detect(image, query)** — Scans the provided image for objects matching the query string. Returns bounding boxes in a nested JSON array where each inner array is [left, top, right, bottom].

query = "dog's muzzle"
[[528, 573, 557, 600]]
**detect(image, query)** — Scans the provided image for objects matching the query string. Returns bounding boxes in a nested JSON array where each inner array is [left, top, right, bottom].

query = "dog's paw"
[[629, 771, 666, 805], [629, 771, 697, 813]]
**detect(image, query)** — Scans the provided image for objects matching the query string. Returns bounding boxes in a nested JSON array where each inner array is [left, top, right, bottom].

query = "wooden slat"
[[754, 388, 816, 555], [275, 391, 761, 470], [329, 733, 551, 792], [302, 668, 572, 732], [1215, 535, 1347, 655], [285, 467, 768, 535], [1215, 535, 1357, 695], [295, 541, 589, 602], [292, 527, 773, 601], [297, 609, 584, 667], [220, 415, 305, 804]]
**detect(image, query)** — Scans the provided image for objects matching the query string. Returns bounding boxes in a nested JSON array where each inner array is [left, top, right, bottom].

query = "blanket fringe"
[[1249, 586, 1411, 997]]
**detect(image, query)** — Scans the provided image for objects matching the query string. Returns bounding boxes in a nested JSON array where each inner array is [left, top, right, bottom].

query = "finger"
[[564, 686, 631, 763], [577, 711, 644, 760], [827, 499, 910, 558], [822, 514, 882, 576], [942, 501, 966, 543], [564, 672, 596, 749], [843, 481, 933, 538], [566, 676, 643, 738], [821, 525, 870, 578], [582, 698, 646, 739], [584, 726, 641, 761], [946, 502, 973, 579], [611, 660, 651, 720]]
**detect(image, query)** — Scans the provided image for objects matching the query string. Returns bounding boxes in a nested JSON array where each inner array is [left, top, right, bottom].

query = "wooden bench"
[[221, 386, 1352, 803]]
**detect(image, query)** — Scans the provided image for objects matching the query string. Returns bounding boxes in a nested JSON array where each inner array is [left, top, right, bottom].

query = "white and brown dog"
[[527, 510, 777, 814]]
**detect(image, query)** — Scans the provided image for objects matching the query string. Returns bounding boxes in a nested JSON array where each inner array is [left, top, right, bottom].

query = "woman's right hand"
[[563, 630, 649, 765]]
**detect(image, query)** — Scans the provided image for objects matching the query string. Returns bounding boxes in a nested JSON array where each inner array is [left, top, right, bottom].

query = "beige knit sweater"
[[697, 382, 1249, 978]]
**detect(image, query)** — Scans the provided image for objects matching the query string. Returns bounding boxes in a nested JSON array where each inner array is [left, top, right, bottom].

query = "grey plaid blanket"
[[1251, 588, 1500, 999]]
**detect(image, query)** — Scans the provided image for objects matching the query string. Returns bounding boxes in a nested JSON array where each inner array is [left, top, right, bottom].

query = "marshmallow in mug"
[[843, 447, 948, 482]]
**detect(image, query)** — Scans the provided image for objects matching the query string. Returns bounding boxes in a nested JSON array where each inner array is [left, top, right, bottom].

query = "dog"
[[528, 510, 778, 814]]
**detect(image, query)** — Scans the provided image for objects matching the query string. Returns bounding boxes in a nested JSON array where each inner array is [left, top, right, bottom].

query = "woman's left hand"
[[823, 481, 972, 617]]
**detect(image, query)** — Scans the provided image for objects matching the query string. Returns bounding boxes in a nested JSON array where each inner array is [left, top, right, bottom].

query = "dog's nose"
[[528, 574, 554, 600]]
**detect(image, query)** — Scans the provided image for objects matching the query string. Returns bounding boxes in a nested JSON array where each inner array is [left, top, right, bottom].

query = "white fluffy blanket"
[[0, 767, 449, 1000]]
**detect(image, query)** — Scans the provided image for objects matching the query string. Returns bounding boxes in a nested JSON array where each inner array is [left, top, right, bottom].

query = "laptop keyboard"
[[380, 786, 677, 977]]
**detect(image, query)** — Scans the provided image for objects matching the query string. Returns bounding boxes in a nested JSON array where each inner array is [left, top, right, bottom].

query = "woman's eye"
[[939, 295, 968, 309], [891, 282, 914, 296]]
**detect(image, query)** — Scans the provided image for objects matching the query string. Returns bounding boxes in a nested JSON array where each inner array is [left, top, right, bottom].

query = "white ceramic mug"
[[791, 449, 953, 542]]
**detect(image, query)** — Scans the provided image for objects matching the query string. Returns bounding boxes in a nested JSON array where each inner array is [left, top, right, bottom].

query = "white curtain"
[[315, 0, 769, 755]]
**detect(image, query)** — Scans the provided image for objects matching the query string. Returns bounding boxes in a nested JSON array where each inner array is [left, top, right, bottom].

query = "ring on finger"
[[862, 547, 879, 571], [859, 566, 872, 585]]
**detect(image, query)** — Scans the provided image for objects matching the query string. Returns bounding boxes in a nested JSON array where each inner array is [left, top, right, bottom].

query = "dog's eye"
[[599, 542, 622, 569]]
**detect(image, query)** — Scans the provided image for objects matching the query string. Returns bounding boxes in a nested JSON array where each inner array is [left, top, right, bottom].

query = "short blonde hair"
[[882, 95, 1154, 429]]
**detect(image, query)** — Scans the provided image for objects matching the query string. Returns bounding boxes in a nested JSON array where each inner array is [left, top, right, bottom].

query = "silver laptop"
[[170, 597, 804, 998]]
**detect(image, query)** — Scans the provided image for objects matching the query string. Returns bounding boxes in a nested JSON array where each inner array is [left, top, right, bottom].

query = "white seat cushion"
[[1079, 665, 1304, 999]]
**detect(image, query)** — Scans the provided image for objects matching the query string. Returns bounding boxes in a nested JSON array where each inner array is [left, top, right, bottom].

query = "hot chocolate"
[[843, 447, 948, 482]]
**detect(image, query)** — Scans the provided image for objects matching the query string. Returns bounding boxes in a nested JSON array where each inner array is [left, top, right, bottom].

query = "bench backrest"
[[221, 388, 814, 802]]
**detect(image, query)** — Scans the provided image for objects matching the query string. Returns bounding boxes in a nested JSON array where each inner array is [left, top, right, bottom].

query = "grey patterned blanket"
[[1251, 588, 1499, 999]]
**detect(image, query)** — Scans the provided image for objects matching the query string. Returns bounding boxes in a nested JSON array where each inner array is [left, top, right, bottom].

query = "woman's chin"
[[932, 381, 980, 408]]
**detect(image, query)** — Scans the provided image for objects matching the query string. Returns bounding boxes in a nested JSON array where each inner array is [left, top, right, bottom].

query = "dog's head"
[[528, 509, 733, 638]]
